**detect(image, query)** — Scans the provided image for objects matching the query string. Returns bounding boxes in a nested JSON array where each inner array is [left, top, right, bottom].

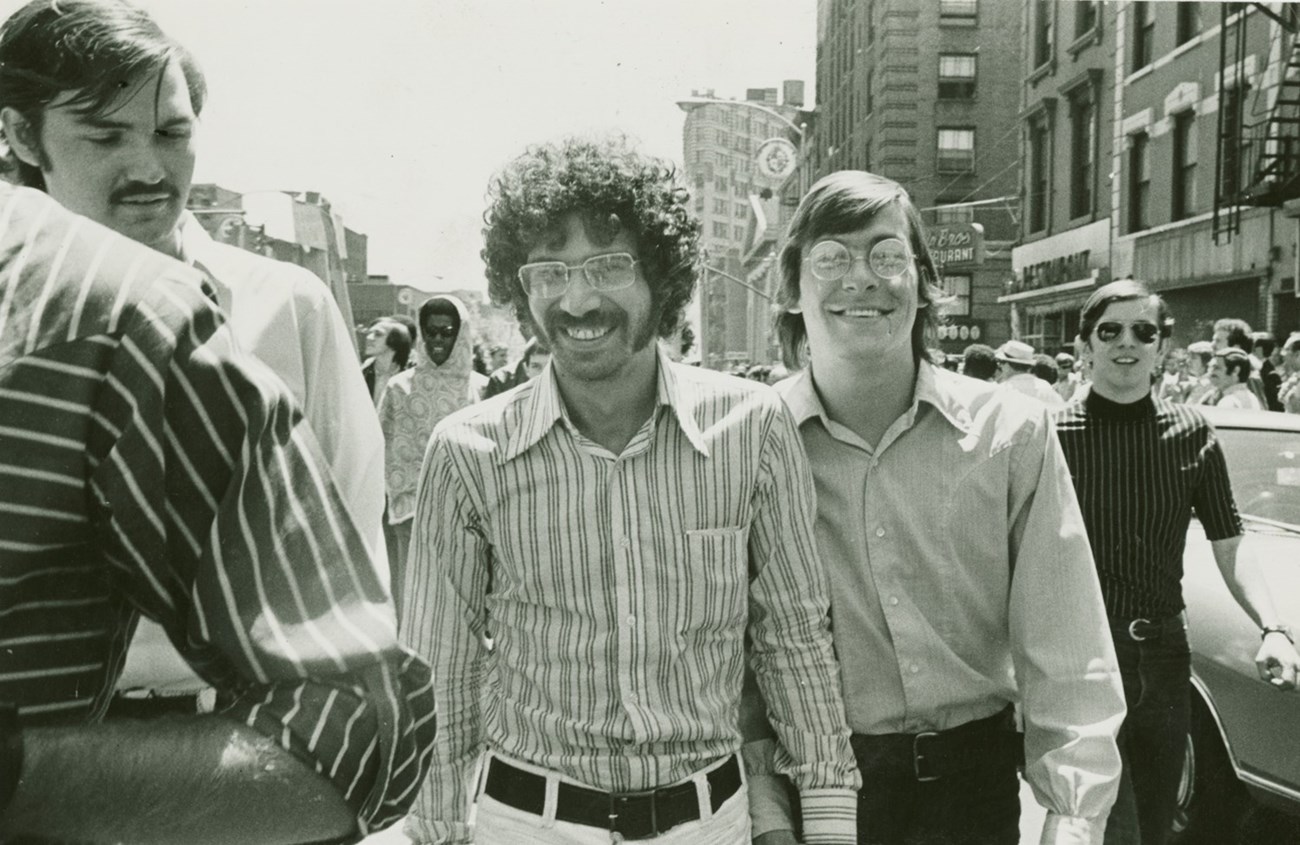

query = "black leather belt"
[[850, 705, 1018, 783], [482, 755, 741, 840], [1114, 614, 1185, 642]]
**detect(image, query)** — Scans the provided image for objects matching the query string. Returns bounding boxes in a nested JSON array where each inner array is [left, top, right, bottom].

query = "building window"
[[714, 198, 728, 214], [1131, 2, 1154, 71], [712, 221, 729, 238], [940, 0, 977, 24], [937, 128, 975, 173], [1176, 2, 1200, 46], [1033, 0, 1053, 68], [1128, 132, 1150, 232], [715, 177, 728, 191], [1069, 89, 1095, 218], [933, 202, 974, 225], [1028, 120, 1049, 232], [735, 202, 748, 218], [940, 274, 972, 316], [1075, 1, 1098, 38], [1172, 111, 1197, 220], [938, 54, 977, 100], [735, 225, 746, 240], [1221, 85, 1248, 199]]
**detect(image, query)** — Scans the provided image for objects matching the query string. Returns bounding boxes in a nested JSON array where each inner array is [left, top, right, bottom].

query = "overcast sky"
[[2, 0, 817, 292]]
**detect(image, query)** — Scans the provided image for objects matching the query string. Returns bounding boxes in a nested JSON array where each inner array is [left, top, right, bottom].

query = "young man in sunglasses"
[[378, 294, 486, 617], [398, 136, 860, 844], [750, 169, 1124, 845], [1053, 279, 1299, 845]]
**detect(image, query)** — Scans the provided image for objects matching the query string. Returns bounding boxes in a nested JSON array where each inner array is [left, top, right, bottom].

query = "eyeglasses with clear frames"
[[517, 252, 640, 299], [804, 237, 914, 284]]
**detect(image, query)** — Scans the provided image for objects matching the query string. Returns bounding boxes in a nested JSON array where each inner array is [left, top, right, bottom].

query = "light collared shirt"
[[0, 185, 435, 830], [773, 362, 1124, 844], [1002, 371, 1066, 407], [401, 348, 859, 844], [1216, 381, 1263, 410]]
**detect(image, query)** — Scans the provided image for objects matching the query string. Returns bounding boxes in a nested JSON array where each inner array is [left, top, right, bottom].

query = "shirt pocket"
[[675, 527, 750, 638]]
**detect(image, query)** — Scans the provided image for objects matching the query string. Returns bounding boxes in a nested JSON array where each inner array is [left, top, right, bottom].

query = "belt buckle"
[[913, 731, 941, 782], [1128, 618, 1153, 641], [609, 786, 657, 840]]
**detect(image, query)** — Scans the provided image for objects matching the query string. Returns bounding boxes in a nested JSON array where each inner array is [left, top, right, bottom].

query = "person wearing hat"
[[1054, 352, 1081, 403], [996, 340, 1065, 406]]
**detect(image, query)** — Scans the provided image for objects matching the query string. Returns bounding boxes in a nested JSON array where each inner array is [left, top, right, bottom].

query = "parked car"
[[1173, 406, 1300, 844]]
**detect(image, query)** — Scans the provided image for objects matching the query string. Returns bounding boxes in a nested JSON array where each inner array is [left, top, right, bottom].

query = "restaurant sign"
[[927, 223, 984, 267]]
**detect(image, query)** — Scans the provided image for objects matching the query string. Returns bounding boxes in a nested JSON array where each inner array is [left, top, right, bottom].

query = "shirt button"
[[875, 527, 886, 538], [909, 664, 920, 674], [626, 615, 636, 627], [889, 596, 899, 606], [620, 537, 631, 548]]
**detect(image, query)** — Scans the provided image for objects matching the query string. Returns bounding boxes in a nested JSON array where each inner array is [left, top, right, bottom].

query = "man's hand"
[[754, 831, 800, 845], [1256, 633, 1300, 691]]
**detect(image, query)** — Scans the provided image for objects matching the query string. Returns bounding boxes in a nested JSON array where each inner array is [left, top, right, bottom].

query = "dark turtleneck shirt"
[[1053, 390, 1242, 620]]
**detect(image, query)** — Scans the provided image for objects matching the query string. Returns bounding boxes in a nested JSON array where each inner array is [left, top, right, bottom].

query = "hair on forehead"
[[537, 211, 624, 254]]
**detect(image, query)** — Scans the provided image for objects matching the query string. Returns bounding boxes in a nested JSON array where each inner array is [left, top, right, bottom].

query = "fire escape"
[[1213, 3, 1300, 244]]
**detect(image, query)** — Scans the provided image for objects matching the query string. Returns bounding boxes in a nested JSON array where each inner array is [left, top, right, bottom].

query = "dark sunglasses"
[[423, 325, 457, 339], [1095, 321, 1160, 344]]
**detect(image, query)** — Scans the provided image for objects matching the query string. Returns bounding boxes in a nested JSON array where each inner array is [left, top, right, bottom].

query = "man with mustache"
[[0, 0, 387, 600], [399, 136, 860, 844]]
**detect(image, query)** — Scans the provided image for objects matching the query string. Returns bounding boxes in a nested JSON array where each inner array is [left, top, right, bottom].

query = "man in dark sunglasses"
[[377, 294, 488, 616], [1054, 279, 1299, 845], [399, 136, 860, 844]]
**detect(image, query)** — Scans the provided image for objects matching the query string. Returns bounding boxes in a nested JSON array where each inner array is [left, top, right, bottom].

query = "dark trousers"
[[852, 707, 1022, 845], [1104, 619, 1191, 845]]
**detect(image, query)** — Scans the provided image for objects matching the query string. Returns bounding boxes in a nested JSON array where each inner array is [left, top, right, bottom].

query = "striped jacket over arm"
[[0, 184, 436, 831]]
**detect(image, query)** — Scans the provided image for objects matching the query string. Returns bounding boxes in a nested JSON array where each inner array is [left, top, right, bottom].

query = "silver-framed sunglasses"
[[804, 237, 913, 283], [517, 252, 640, 299]]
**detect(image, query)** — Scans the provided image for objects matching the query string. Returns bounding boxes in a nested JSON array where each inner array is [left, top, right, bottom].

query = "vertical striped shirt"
[[401, 348, 860, 844], [1053, 390, 1243, 620], [0, 184, 436, 831]]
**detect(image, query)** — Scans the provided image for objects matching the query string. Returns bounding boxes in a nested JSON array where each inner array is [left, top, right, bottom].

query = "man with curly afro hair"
[[399, 135, 861, 844]]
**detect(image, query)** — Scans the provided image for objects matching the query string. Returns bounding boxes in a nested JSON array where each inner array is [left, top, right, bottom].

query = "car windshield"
[[1218, 427, 1300, 531]]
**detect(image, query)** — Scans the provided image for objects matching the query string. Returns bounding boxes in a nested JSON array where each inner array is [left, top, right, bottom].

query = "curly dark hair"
[[481, 135, 701, 338]]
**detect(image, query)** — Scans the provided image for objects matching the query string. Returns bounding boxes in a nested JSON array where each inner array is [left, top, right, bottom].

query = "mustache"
[[546, 307, 625, 333], [109, 182, 180, 204]]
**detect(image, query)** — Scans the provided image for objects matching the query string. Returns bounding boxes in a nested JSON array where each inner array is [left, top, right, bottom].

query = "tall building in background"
[[806, 0, 1022, 355], [679, 84, 808, 369], [1012, 3, 1300, 350]]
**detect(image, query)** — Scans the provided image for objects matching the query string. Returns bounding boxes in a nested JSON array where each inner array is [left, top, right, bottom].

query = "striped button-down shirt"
[[0, 184, 436, 831], [402, 349, 859, 844], [1054, 391, 1242, 620]]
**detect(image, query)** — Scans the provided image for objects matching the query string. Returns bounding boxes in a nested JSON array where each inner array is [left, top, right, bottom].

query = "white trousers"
[[472, 752, 751, 844]]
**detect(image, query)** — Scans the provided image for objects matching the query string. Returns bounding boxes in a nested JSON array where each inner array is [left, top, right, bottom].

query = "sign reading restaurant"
[[926, 222, 984, 267]]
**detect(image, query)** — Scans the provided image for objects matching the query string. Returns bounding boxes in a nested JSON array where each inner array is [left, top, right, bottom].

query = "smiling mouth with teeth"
[[831, 306, 892, 317], [564, 325, 613, 341]]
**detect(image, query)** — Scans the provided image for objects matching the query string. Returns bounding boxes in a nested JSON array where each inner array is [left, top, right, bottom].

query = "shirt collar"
[[499, 344, 709, 462], [782, 359, 973, 435], [175, 211, 229, 308]]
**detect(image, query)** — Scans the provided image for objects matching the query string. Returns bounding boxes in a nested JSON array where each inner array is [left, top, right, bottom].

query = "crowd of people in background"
[[936, 318, 1300, 415]]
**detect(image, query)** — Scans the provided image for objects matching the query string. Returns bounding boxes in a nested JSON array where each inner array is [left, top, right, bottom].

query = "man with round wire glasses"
[[745, 169, 1125, 845], [1053, 279, 1299, 845], [399, 136, 860, 844]]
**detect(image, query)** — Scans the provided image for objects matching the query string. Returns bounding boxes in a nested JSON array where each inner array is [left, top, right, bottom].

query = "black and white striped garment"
[[0, 183, 436, 830], [1053, 390, 1242, 620]]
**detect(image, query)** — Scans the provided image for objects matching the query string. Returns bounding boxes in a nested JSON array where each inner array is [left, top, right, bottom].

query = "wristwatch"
[[1261, 624, 1295, 644]]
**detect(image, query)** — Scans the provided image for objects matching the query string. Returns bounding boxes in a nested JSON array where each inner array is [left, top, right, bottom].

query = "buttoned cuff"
[[799, 787, 858, 844], [1040, 811, 1104, 845]]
